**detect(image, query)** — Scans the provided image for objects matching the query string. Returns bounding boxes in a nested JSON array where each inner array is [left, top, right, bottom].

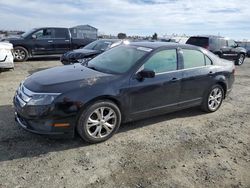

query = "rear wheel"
[[14, 46, 28, 62], [201, 84, 224, 112], [77, 100, 121, 143], [235, 53, 245, 66]]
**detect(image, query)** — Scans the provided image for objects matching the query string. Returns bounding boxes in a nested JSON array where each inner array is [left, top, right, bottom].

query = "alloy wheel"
[[14, 49, 26, 61], [238, 54, 244, 65], [86, 107, 117, 138], [208, 87, 223, 111]]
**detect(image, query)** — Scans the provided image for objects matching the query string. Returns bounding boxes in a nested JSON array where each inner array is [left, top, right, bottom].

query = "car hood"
[[0, 42, 13, 50], [1, 36, 23, 42], [24, 64, 116, 93], [236, 47, 247, 53]]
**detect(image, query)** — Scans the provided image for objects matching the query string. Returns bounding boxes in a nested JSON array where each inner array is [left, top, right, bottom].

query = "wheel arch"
[[76, 95, 124, 125], [14, 45, 30, 56], [215, 81, 227, 98]]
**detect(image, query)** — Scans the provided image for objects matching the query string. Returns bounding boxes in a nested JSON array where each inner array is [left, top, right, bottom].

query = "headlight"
[[27, 94, 60, 106]]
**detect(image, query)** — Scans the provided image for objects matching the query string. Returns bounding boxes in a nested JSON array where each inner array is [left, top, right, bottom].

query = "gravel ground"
[[0, 57, 250, 188]]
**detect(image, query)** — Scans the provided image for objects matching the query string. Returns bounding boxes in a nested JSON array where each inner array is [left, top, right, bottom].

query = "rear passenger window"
[[54, 29, 68, 39], [205, 55, 212, 65], [182, 49, 205, 69], [143, 49, 177, 73]]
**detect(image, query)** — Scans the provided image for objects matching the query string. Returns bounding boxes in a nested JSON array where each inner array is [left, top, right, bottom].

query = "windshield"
[[87, 45, 147, 74], [21, 28, 36, 38], [84, 40, 113, 51]]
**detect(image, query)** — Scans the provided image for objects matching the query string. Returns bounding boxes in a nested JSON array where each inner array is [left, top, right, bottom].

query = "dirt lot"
[[0, 57, 250, 188]]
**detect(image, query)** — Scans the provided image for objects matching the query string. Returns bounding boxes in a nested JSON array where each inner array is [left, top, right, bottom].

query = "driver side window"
[[33, 29, 53, 39], [143, 49, 177, 74]]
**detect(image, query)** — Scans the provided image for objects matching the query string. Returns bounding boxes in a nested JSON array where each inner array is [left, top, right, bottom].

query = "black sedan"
[[60, 39, 123, 65], [14, 42, 235, 143]]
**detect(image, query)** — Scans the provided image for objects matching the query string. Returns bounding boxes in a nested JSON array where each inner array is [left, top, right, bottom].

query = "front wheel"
[[235, 53, 245, 66], [77, 101, 121, 143], [14, 46, 28, 62], [201, 85, 224, 113]]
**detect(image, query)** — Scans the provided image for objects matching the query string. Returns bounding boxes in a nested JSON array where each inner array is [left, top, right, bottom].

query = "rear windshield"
[[186, 37, 209, 48]]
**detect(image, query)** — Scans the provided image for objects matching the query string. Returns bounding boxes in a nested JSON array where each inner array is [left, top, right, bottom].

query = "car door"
[[31, 28, 54, 55], [221, 39, 238, 59], [53, 28, 71, 54], [128, 49, 182, 117], [179, 48, 216, 107]]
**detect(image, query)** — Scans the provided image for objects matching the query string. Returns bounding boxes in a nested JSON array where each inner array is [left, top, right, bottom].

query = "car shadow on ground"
[[0, 104, 205, 162], [0, 68, 14, 73], [27, 56, 60, 61]]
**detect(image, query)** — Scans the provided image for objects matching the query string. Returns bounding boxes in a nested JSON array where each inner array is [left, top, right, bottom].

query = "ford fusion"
[[14, 42, 235, 143]]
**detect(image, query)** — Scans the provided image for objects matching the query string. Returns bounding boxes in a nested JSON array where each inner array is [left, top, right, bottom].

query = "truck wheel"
[[14, 46, 28, 62], [235, 53, 245, 66]]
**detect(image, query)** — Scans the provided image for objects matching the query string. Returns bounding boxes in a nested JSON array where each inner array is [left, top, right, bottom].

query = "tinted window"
[[182, 49, 205, 68], [205, 55, 212, 65], [93, 41, 112, 51], [54, 29, 68, 39], [84, 40, 112, 51], [33, 29, 53, 39], [88, 45, 147, 74], [143, 49, 177, 73], [186, 37, 209, 48]]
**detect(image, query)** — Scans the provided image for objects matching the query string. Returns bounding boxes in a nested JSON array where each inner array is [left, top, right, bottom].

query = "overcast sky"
[[0, 0, 249, 39]]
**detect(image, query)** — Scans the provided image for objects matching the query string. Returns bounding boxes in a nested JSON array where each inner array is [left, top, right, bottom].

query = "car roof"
[[35, 27, 68, 30], [98, 39, 121, 43], [189, 35, 230, 40], [129, 41, 200, 50]]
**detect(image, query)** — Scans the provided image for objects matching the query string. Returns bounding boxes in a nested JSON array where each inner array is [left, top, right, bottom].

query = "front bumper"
[[13, 94, 75, 138], [0, 56, 14, 69], [14, 111, 75, 138]]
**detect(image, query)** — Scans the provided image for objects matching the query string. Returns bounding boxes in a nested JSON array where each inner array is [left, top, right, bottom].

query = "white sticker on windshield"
[[137, 47, 152, 52]]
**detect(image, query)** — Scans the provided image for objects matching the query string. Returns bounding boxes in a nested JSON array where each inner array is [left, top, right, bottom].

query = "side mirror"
[[31, 34, 37, 39], [136, 69, 155, 80]]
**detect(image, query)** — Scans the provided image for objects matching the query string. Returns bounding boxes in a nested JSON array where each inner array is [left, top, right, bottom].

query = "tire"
[[201, 84, 224, 113], [235, 53, 245, 66], [77, 100, 121, 143], [215, 52, 221, 58], [14, 46, 28, 62]]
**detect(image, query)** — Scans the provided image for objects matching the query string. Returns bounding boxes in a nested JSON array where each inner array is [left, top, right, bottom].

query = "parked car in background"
[[236, 41, 250, 57], [14, 42, 235, 143], [186, 36, 247, 65], [60, 39, 125, 65], [1, 27, 95, 62], [0, 42, 14, 69]]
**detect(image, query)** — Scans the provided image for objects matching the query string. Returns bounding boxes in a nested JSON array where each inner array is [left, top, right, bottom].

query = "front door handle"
[[208, 71, 214, 75], [48, 40, 53, 43], [171, 77, 180, 82]]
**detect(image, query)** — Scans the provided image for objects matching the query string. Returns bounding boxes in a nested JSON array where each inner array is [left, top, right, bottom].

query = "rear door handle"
[[65, 40, 70, 42], [48, 40, 53, 43]]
